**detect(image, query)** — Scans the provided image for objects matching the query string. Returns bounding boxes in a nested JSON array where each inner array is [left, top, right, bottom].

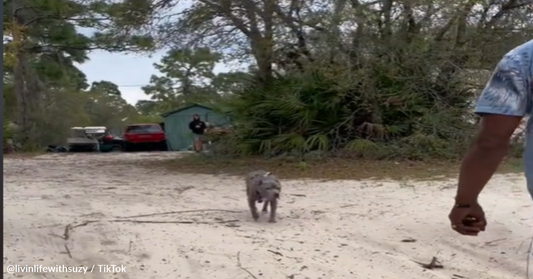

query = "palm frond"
[[304, 134, 330, 152]]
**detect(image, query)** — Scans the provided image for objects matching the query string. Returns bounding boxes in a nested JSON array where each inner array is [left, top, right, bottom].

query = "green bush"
[[3, 120, 14, 143], [219, 62, 478, 160]]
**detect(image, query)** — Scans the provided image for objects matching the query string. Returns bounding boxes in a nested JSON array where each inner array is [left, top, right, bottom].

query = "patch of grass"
[[499, 157, 525, 173], [138, 153, 524, 181], [3, 151, 46, 159]]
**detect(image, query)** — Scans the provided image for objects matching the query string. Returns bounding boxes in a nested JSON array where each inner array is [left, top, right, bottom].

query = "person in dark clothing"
[[188, 114, 207, 152]]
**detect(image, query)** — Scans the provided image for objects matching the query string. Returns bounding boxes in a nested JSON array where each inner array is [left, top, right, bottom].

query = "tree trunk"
[[12, 6, 31, 145]]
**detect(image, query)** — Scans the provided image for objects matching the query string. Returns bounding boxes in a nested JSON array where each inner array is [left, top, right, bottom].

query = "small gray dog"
[[246, 170, 281, 223]]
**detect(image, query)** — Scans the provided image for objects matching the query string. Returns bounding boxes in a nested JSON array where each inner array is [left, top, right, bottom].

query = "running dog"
[[246, 170, 281, 223]]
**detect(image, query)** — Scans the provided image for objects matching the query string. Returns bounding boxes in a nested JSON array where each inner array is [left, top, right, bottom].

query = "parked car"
[[122, 123, 167, 151], [99, 134, 123, 152], [66, 126, 123, 152]]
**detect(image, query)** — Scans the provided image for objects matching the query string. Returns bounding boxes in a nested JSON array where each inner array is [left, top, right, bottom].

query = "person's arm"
[[456, 55, 529, 204], [188, 121, 194, 130]]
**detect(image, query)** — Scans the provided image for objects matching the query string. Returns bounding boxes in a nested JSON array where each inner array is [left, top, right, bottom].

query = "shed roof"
[[160, 103, 213, 117]]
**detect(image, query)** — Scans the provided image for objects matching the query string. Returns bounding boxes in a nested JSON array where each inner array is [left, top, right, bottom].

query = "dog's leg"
[[268, 199, 278, 223], [248, 196, 259, 221], [261, 201, 269, 213]]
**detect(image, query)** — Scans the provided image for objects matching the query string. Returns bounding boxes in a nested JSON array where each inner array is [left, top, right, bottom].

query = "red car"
[[122, 123, 167, 151]]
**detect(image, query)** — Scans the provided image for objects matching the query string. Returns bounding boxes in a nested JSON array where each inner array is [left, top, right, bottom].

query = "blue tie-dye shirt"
[[474, 39, 533, 199]]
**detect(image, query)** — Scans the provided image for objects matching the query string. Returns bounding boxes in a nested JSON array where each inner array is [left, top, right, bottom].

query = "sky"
[[74, 0, 231, 106], [77, 50, 231, 105]]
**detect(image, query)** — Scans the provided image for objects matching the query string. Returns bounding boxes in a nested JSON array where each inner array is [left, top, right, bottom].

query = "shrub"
[[220, 64, 478, 160]]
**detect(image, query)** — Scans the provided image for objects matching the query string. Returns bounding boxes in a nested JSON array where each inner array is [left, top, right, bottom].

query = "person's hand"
[[195, 125, 200, 128], [448, 202, 487, 236]]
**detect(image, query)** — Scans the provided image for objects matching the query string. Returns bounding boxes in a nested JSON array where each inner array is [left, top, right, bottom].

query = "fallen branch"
[[237, 251, 259, 279], [412, 256, 443, 269], [175, 186, 194, 195], [53, 219, 239, 242], [64, 244, 72, 258], [480, 238, 507, 247], [401, 238, 417, 243], [54, 221, 98, 241], [114, 209, 240, 219], [63, 224, 72, 240], [106, 219, 239, 225], [267, 249, 283, 257], [52, 217, 239, 261], [67, 219, 238, 230]]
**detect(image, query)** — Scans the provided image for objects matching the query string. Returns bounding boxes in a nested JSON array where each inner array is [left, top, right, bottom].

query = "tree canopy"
[[4, 0, 529, 158]]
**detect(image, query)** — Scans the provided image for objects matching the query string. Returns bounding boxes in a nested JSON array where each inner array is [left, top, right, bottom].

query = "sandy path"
[[3, 153, 532, 279]]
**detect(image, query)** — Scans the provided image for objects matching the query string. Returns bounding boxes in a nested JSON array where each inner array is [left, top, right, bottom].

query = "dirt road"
[[3, 153, 531, 279]]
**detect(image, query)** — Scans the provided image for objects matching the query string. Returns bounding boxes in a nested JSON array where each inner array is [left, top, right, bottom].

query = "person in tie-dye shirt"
[[449, 39, 533, 236]]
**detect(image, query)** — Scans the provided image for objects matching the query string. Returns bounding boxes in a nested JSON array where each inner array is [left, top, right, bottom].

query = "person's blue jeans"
[[525, 119, 532, 200]]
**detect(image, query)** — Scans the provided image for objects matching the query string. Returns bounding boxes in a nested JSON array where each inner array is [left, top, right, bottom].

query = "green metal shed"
[[161, 104, 231, 151]]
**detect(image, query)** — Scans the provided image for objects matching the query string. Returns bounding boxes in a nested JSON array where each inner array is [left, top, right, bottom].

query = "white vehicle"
[[67, 126, 107, 152]]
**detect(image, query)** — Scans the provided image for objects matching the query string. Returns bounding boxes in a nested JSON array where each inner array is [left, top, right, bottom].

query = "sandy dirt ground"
[[3, 152, 532, 279]]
